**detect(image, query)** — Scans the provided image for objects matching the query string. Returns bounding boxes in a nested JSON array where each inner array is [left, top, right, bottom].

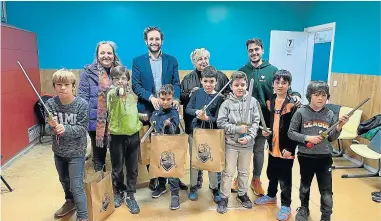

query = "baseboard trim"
[[1, 139, 39, 170]]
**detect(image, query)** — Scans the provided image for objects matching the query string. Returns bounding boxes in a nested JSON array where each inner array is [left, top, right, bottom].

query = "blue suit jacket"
[[131, 53, 180, 117]]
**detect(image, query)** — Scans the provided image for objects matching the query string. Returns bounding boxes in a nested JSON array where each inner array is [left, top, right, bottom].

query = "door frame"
[[304, 22, 336, 86]]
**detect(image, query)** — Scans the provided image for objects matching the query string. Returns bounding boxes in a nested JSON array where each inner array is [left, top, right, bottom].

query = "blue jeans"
[[54, 154, 88, 219]]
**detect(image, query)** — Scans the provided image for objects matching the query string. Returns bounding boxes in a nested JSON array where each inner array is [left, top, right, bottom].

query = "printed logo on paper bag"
[[196, 143, 213, 163], [159, 151, 177, 171], [100, 192, 111, 212]]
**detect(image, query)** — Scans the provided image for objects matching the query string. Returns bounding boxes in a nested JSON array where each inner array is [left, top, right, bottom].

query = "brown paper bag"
[[192, 128, 225, 172], [84, 170, 115, 221], [138, 125, 151, 165], [149, 133, 188, 178]]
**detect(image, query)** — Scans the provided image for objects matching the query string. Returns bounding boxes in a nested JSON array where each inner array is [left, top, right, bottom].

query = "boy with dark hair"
[[254, 70, 299, 221], [186, 65, 223, 203], [288, 81, 349, 221], [150, 84, 182, 210]]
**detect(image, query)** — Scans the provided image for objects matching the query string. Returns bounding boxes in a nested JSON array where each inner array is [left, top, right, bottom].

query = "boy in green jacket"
[[107, 66, 147, 214]]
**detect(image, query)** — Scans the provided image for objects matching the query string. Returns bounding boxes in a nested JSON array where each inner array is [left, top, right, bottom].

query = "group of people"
[[44, 26, 349, 221]]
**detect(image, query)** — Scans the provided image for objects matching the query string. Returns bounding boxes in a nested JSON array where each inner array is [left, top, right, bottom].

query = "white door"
[[269, 30, 314, 104]]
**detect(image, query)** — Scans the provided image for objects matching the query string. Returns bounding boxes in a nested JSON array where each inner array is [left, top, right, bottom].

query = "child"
[[150, 84, 182, 210], [288, 81, 349, 221], [185, 66, 223, 203], [254, 70, 299, 221], [45, 69, 89, 221], [107, 66, 146, 214], [216, 71, 260, 214]]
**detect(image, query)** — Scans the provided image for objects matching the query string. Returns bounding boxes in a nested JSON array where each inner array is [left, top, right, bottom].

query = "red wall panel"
[[1, 25, 40, 164]]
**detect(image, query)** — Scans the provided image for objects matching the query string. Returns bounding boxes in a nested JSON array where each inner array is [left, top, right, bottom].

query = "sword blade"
[[243, 78, 254, 124], [18, 61, 51, 115], [141, 125, 154, 143], [256, 100, 271, 133], [203, 79, 232, 111]]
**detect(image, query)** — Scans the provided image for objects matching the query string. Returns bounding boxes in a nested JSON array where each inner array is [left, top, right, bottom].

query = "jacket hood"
[[84, 61, 99, 76], [227, 91, 250, 103]]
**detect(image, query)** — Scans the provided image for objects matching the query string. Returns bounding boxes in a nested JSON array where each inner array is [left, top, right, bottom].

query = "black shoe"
[[152, 185, 167, 198], [371, 191, 381, 197], [179, 180, 188, 190], [125, 193, 140, 214], [149, 178, 158, 191], [216, 198, 228, 214], [237, 193, 252, 209], [170, 195, 180, 210], [114, 191, 124, 208], [295, 206, 310, 221], [321, 213, 331, 221]]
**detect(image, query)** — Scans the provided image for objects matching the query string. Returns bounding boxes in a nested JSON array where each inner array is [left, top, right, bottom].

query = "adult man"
[[131, 26, 187, 198], [232, 38, 301, 196]]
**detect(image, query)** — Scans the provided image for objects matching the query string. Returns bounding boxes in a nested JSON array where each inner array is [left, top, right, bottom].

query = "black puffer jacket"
[[180, 69, 230, 134]]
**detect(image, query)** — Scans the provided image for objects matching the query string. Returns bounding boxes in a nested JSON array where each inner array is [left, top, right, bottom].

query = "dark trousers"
[[266, 154, 294, 207], [54, 154, 88, 219], [110, 133, 139, 195], [298, 156, 333, 216], [88, 131, 108, 172]]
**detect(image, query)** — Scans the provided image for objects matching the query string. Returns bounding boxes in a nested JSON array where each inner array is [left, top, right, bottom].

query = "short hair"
[[273, 69, 292, 84], [158, 84, 174, 97], [306, 81, 331, 102], [190, 48, 210, 65], [94, 41, 122, 67], [52, 69, 76, 86], [201, 66, 218, 79], [110, 66, 130, 81], [144, 26, 164, 40], [246, 38, 264, 49], [230, 71, 248, 84]]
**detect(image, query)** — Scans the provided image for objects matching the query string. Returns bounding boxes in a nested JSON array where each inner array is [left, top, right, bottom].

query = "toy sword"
[[202, 79, 232, 111], [140, 121, 156, 143], [256, 100, 272, 134], [306, 97, 370, 148], [239, 78, 254, 138]]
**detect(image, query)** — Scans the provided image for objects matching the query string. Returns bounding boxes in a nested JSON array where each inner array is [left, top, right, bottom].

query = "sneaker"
[[371, 191, 381, 197], [179, 180, 188, 190], [254, 195, 277, 205], [212, 188, 222, 203], [216, 198, 228, 214], [320, 213, 331, 221], [114, 191, 124, 208], [251, 179, 265, 196], [149, 178, 158, 191], [372, 195, 381, 203], [54, 200, 76, 218], [237, 193, 253, 209], [196, 171, 203, 189], [231, 177, 238, 193], [188, 186, 198, 201], [170, 195, 180, 210], [152, 185, 167, 198], [125, 194, 140, 214], [277, 206, 291, 221], [295, 206, 310, 221]]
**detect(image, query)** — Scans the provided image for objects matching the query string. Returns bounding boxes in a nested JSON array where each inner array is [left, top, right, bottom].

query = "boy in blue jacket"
[[186, 66, 223, 203], [150, 84, 182, 210]]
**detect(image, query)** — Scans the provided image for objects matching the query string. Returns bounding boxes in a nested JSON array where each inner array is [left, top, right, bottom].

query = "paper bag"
[[149, 133, 188, 178], [84, 171, 115, 221], [192, 128, 225, 172], [138, 125, 151, 165]]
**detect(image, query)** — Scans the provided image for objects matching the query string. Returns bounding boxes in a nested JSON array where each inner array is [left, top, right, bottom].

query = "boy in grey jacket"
[[288, 81, 348, 221], [45, 69, 89, 221], [216, 71, 260, 214]]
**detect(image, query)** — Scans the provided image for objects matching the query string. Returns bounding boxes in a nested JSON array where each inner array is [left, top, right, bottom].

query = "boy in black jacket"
[[254, 70, 299, 221], [185, 66, 224, 203]]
